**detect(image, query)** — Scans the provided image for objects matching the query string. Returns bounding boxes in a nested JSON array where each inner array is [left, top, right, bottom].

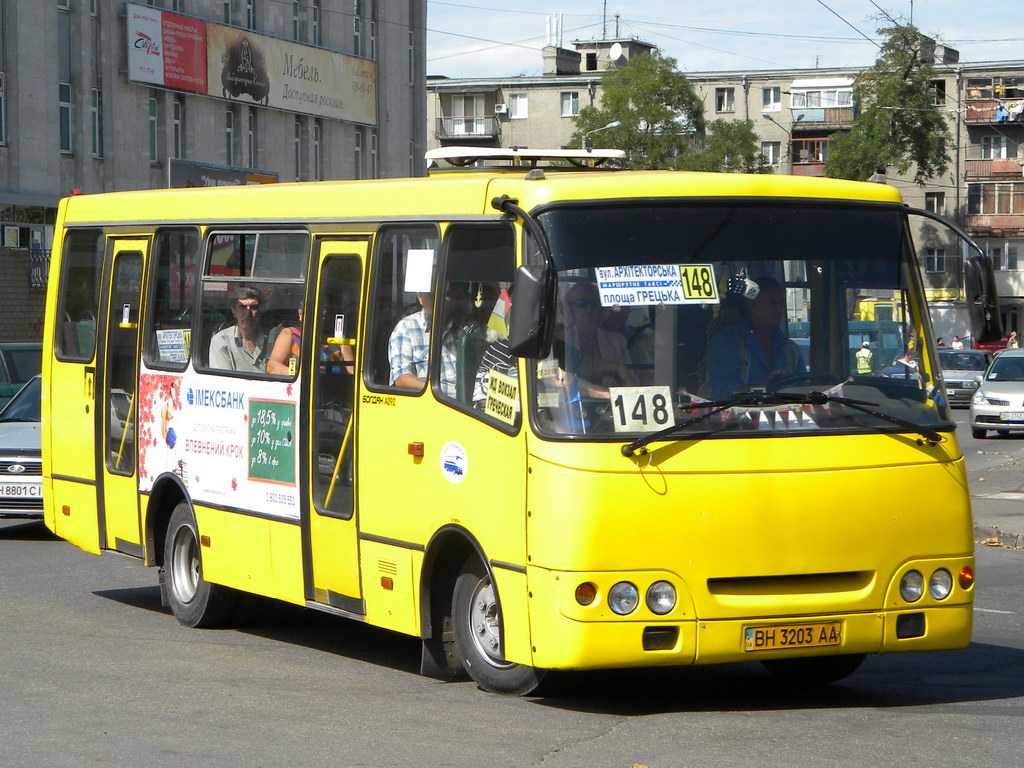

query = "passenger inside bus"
[[704, 274, 806, 399], [208, 286, 269, 373], [560, 281, 638, 399], [267, 308, 302, 376]]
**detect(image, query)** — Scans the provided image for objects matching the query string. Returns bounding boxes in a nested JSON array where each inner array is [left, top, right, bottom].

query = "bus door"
[[305, 239, 367, 610], [99, 240, 147, 555]]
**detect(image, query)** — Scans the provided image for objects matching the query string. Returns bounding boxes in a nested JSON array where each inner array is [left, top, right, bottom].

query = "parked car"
[[0, 342, 41, 410], [969, 349, 1024, 438], [0, 375, 42, 519], [938, 349, 993, 407]]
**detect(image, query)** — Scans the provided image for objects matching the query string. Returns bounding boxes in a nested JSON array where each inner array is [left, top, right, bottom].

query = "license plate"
[[744, 621, 842, 651], [1000, 412, 1024, 421], [0, 483, 40, 498]]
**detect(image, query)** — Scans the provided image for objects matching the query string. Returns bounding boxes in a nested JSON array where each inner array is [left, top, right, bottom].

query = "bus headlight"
[[608, 582, 639, 615], [929, 569, 953, 600], [645, 581, 676, 615], [900, 570, 924, 602]]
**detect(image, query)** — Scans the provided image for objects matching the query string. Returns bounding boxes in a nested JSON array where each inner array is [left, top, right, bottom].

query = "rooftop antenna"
[[602, 0, 607, 39]]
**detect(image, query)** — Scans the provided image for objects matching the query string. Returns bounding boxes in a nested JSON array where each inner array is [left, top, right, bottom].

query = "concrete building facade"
[[0, 0, 427, 255]]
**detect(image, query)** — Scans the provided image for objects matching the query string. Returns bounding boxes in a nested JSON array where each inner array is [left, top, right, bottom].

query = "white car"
[[0, 376, 42, 519], [969, 349, 1024, 438]]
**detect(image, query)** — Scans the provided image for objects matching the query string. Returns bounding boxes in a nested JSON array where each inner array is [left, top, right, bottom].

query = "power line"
[[814, 0, 882, 49]]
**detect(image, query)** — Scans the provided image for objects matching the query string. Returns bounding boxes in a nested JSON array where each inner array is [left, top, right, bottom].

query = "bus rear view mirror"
[[507, 264, 553, 358], [964, 255, 1004, 343]]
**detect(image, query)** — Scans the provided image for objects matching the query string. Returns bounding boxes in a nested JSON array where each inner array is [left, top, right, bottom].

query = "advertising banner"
[[126, 3, 376, 125]]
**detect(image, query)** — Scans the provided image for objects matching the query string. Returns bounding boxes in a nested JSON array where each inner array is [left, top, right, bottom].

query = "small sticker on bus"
[[440, 441, 468, 484], [595, 264, 719, 306]]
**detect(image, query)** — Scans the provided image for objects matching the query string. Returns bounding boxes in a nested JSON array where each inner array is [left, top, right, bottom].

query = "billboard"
[[126, 3, 376, 125]]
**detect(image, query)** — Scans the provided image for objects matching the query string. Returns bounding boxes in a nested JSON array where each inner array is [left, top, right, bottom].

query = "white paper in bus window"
[[595, 264, 720, 306], [404, 249, 435, 293]]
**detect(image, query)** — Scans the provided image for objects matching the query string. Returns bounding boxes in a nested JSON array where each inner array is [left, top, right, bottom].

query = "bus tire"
[[163, 502, 235, 628], [762, 653, 865, 686], [451, 558, 546, 695]]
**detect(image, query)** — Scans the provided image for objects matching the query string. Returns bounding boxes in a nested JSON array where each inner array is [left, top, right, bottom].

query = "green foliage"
[[569, 51, 770, 173], [825, 23, 951, 185]]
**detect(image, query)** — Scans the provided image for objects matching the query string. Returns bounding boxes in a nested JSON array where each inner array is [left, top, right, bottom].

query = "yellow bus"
[[42, 148, 1000, 695]]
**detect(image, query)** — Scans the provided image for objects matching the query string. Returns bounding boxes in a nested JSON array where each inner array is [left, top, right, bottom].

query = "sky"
[[425, 0, 1023, 79]]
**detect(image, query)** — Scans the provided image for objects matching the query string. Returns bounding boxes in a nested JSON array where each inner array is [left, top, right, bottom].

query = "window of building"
[[925, 248, 945, 273], [172, 97, 184, 159], [762, 86, 781, 112], [792, 138, 830, 164], [986, 242, 1020, 271], [368, 0, 377, 58], [223, 0, 231, 24], [247, 108, 258, 168], [968, 182, 1024, 215], [0, 75, 6, 144], [585, 52, 597, 71], [91, 88, 103, 158], [370, 129, 378, 179], [981, 135, 1013, 160], [715, 88, 735, 113], [245, 0, 255, 30], [353, 0, 362, 56], [791, 89, 853, 108], [509, 93, 528, 119], [449, 94, 484, 136], [293, 1, 301, 40], [761, 141, 781, 165], [408, 29, 415, 85], [366, 226, 440, 392], [409, 140, 416, 176], [294, 116, 304, 180], [149, 94, 159, 163], [925, 191, 945, 215], [313, 119, 323, 180], [560, 91, 580, 117], [59, 82, 73, 153], [225, 108, 235, 166], [311, 0, 321, 45], [354, 126, 363, 180], [929, 79, 947, 105]]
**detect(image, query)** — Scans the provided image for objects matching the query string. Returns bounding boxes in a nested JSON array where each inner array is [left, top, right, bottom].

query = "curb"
[[975, 524, 1024, 549]]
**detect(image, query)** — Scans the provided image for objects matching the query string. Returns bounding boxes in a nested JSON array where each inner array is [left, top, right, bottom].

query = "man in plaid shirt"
[[388, 292, 459, 396]]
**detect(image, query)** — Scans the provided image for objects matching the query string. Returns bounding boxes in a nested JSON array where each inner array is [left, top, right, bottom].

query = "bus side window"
[[144, 228, 201, 368], [365, 225, 440, 392], [436, 224, 518, 425], [55, 229, 104, 363]]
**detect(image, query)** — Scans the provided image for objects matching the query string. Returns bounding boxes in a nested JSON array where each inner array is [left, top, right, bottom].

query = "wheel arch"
[[417, 524, 493, 679], [144, 472, 191, 568]]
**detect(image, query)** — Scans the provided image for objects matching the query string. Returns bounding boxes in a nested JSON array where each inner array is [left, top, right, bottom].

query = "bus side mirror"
[[964, 255, 1004, 343], [507, 264, 553, 358]]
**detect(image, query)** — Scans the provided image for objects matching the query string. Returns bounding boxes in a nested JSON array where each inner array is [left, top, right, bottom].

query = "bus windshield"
[[531, 201, 944, 439]]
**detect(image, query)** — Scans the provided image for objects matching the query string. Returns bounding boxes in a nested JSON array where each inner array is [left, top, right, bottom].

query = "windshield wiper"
[[620, 390, 943, 457]]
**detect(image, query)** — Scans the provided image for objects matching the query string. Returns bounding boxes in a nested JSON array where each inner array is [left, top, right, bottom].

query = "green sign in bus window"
[[248, 398, 296, 485]]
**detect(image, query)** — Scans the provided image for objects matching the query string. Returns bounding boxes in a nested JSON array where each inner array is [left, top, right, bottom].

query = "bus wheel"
[[163, 502, 235, 628], [451, 558, 546, 695], [762, 653, 865, 686]]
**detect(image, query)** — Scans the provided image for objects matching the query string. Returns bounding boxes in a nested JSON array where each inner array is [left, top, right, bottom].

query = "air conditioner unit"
[[494, 103, 508, 115]]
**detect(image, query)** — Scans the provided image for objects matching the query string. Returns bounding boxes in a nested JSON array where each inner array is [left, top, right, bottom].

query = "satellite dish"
[[609, 42, 623, 61]]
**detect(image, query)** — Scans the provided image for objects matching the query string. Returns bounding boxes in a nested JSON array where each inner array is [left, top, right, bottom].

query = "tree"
[[825, 23, 951, 185], [569, 51, 769, 173]]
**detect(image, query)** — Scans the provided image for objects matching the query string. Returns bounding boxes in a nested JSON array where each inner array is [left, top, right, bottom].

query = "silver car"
[[0, 375, 42, 518], [938, 349, 993, 407], [969, 349, 1024, 438]]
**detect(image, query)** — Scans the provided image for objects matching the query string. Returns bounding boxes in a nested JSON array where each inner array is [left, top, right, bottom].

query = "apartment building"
[[0, 0, 427, 252], [427, 39, 1024, 340]]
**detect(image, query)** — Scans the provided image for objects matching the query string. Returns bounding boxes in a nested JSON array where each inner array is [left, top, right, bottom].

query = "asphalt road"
[[4, 420, 1024, 767]]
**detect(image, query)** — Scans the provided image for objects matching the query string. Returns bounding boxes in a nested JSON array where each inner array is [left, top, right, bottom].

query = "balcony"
[[965, 99, 1024, 124], [434, 116, 500, 143], [792, 162, 826, 177], [965, 159, 1024, 180], [790, 106, 854, 131]]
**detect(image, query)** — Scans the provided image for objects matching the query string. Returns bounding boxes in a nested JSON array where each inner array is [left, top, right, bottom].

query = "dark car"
[[938, 349, 993, 407], [0, 375, 42, 519], [0, 342, 41, 409]]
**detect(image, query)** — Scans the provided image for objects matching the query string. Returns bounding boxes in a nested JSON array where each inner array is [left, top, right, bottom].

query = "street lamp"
[[582, 120, 622, 151]]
